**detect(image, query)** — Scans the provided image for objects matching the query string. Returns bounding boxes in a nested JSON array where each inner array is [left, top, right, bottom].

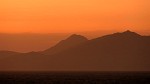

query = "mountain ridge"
[[0, 30, 150, 71]]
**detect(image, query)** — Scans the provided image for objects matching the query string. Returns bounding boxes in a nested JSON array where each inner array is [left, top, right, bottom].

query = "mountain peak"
[[123, 30, 133, 33], [121, 30, 141, 37], [99, 30, 141, 40], [66, 34, 88, 41], [43, 34, 88, 55]]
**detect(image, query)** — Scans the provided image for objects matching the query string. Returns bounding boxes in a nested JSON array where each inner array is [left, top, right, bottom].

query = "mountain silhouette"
[[0, 31, 150, 71], [43, 34, 88, 55]]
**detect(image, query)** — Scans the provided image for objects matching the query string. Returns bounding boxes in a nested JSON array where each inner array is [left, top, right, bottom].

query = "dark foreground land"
[[0, 72, 150, 84]]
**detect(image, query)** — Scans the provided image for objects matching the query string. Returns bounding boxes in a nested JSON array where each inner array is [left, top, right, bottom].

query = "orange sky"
[[0, 0, 150, 33]]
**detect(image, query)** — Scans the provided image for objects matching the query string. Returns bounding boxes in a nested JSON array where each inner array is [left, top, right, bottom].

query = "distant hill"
[[43, 34, 88, 55], [0, 30, 150, 71]]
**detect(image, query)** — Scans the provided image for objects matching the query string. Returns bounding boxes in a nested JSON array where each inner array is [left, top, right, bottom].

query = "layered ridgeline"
[[0, 30, 150, 71]]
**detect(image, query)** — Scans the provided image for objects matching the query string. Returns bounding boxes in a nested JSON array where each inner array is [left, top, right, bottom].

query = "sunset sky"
[[0, 0, 150, 52], [0, 0, 150, 33]]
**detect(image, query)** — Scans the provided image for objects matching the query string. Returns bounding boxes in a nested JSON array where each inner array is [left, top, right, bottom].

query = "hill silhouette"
[[0, 30, 150, 71], [43, 34, 88, 55]]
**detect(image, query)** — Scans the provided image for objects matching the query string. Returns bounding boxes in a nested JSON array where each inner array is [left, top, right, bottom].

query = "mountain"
[[0, 30, 150, 71], [38, 30, 150, 71], [43, 34, 88, 55]]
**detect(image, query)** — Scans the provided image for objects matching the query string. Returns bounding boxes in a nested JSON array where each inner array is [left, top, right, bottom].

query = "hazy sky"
[[0, 0, 150, 33]]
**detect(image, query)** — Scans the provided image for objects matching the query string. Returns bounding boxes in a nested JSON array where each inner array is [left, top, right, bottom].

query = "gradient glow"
[[0, 0, 149, 33]]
